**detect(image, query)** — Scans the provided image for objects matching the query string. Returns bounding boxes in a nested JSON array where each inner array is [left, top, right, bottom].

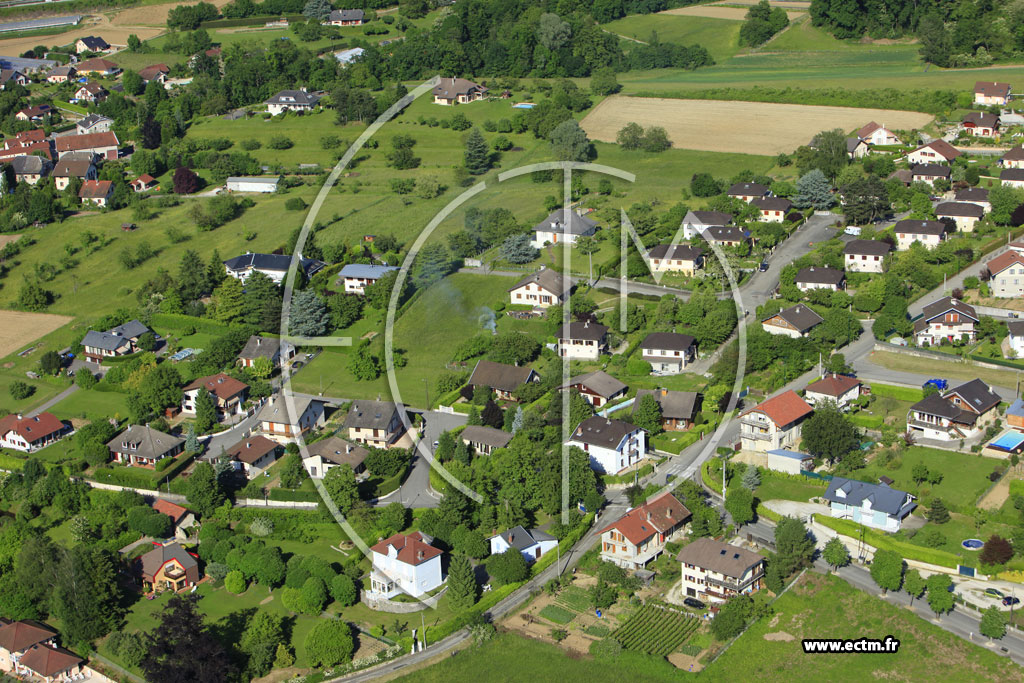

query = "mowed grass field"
[[580, 95, 933, 154], [604, 14, 743, 61], [706, 572, 1017, 682], [662, 5, 806, 20]]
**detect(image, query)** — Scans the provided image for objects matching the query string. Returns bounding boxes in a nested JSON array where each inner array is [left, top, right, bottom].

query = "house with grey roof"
[[432, 77, 487, 105], [10, 154, 51, 185], [681, 210, 733, 239], [302, 436, 368, 479], [532, 209, 598, 248], [107, 425, 185, 467], [488, 526, 557, 563], [258, 394, 326, 442], [906, 377, 1000, 441], [137, 542, 200, 592], [338, 263, 398, 295], [727, 182, 769, 202], [237, 335, 294, 370], [795, 266, 845, 292], [326, 8, 364, 24], [823, 476, 916, 532], [81, 319, 150, 362], [556, 320, 608, 360], [265, 89, 322, 115], [647, 244, 703, 275], [895, 219, 948, 251], [761, 304, 823, 338], [468, 359, 539, 400], [634, 388, 700, 432], [843, 239, 891, 273], [558, 370, 627, 408], [460, 425, 512, 455], [344, 399, 407, 449], [676, 538, 765, 603], [223, 252, 325, 284], [76, 113, 112, 135], [565, 415, 647, 474], [508, 267, 570, 308], [640, 332, 697, 374]]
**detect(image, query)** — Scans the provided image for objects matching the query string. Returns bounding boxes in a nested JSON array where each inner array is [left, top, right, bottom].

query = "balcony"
[[741, 430, 772, 442], [704, 571, 763, 593]]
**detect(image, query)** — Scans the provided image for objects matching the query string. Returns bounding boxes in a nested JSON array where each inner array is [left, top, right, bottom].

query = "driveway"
[[381, 410, 467, 509], [203, 410, 263, 459]]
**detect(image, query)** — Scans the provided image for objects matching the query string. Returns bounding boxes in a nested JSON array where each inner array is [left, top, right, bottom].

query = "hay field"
[[710, 0, 811, 7], [110, 0, 235, 28], [0, 310, 72, 358], [662, 5, 805, 20], [580, 95, 934, 155]]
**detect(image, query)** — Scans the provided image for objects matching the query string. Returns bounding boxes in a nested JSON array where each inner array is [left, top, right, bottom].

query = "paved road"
[[204, 410, 262, 459], [907, 239, 1018, 319], [385, 410, 467, 509], [27, 384, 77, 418]]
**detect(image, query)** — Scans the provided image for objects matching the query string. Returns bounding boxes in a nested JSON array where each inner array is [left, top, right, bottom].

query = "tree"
[[590, 67, 620, 95], [928, 497, 950, 524], [378, 501, 409, 535], [632, 394, 663, 435], [926, 573, 954, 619], [330, 574, 358, 607], [549, 119, 591, 162], [193, 390, 218, 434], [141, 595, 237, 683], [809, 128, 849, 182], [76, 369, 97, 389], [912, 463, 929, 484], [184, 424, 200, 454], [464, 128, 491, 175], [641, 126, 672, 153], [172, 167, 201, 195], [710, 595, 752, 640], [499, 233, 538, 264], [981, 605, 1007, 640], [904, 569, 925, 606], [981, 535, 1014, 566], [324, 464, 359, 514], [741, 466, 760, 490], [251, 356, 274, 379], [801, 402, 859, 464], [538, 12, 572, 50], [178, 249, 209, 302], [137, 364, 183, 416], [917, 14, 952, 67], [486, 547, 529, 585], [289, 290, 329, 337], [38, 350, 60, 376], [213, 277, 245, 324], [305, 619, 354, 668], [447, 554, 477, 611], [616, 122, 643, 150], [869, 549, 904, 595], [328, 293, 363, 330], [774, 516, 815, 576], [842, 175, 889, 224], [822, 537, 850, 571], [240, 611, 285, 678], [9, 380, 33, 400], [225, 570, 246, 593], [302, 0, 332, 21], [186, 462, 224, 517], [793, 169, 833, 210], [725, 486, 754, 527], [691, 172, 722, 197], [17, 280, 52, 311]]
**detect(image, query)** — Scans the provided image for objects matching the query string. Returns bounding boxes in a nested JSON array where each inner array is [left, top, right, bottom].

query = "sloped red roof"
[[805, 374, 861, 398], [18, 643, 82, 677], [79, 179, 112, 198], [741, 390, 813, 428], [987, 250, 1024, 276], [370, 531, 442, 566], [0, 412, 65, 443], [0, 620, 56, 653], [183, 372, 248, 400], [134, 173, 155, 184], [151, 498, 189, 523], [599, 492, 690, 546], [56, 131, 118, 153]]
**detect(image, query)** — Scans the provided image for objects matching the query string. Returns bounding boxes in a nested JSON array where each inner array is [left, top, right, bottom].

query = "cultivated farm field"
[[0, 310, 72, 358], [580, 95, 933, 154], [661, 5, 806, 20]]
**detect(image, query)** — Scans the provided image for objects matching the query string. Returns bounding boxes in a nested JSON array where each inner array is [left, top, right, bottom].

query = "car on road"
[[305, 353, 314, 360], [986, 588, 1005, 599], [292, 361, 304, 370], [1003, 596, 1020, 606], [683, 598, 705, 609], [923, 378, 948, 391], [758, 261, 769, 272], [432, 440, 439, 449]]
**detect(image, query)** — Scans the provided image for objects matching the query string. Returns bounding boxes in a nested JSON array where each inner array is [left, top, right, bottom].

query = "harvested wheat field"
[[662, 5, 805, 20], [0, 310, 72, 358], [581, 96, 934, 155], [110, 0, 235, 28], [710, 0, 810, 7]]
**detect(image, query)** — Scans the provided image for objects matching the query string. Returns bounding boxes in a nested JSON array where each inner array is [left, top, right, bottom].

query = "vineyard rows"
[[612, 604, 701, 656]]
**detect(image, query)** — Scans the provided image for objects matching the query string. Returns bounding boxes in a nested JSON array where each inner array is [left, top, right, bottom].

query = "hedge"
[[150, 313, 241, 335], [88, 465, 159, 490], [155, 453, 194, 483], [531, 512, 595, 575], [756, 503, 781, 523], [601, 464, 653, 486], [424, 582, 519, 644], [267, 487, 319, 502], [868, 382, 924, 402], [369, 468, 407, 498], [813, 514, 967, 569], [200, 14, 304, 28]]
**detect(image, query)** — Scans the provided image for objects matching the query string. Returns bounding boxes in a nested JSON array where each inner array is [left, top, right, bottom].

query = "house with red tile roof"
[[368, 532, 444, 599], [739, 390, 813, 453], [599, 492, 691, 569], [181, 373, 249, 417], [130, 173, 156, 192], [0, 620, 56, 673], [17, 643, 84, 681], [55, 130, 118, 160], [987, 250, 1024, 298], [804, 374, 862, 410], [151, 499, 196, 540], [225, 434, 281, 478], [0, 412, 70, 452], [78, 179, 113, 206]]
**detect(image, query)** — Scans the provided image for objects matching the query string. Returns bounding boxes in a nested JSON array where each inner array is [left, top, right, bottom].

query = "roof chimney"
[[417, 550, 424, 560]]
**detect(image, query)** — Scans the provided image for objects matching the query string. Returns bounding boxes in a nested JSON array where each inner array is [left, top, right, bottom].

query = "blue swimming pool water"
[[990, 431, 1024, 451], [512, 103, 535, 109], [962, 539, 983, 550]]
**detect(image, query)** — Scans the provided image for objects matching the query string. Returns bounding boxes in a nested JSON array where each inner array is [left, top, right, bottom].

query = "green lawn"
[[396, 631, 684, 683], [186, 109, 345, 168], [50, 387, 132, 422], [857, 446, 1002, 511], [604, 14, 744, 62], [706, 572, 1017, 681], [765, 16, 918, 52], [869, 352, 1020, 391]]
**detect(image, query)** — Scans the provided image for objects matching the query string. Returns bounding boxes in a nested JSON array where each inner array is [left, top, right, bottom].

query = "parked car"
[[923, 378, 948, 391], [985, 588, 1005, 599], [683, 597, 705, 609], [758, 261, 769, 272], [1003, 596, 1020, 606], [844, 226, 862, 236]]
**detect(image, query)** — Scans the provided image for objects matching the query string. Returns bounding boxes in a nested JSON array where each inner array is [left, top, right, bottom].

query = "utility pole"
[[421, 612, 426, 650]]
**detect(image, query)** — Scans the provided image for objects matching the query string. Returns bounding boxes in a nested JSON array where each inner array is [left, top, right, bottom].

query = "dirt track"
[[0, 310, 72, 358], [580, 95, 934, 155]]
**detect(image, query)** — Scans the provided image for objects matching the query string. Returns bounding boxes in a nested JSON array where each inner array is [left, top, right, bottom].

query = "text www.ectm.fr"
[[802, 637, 901, 654]]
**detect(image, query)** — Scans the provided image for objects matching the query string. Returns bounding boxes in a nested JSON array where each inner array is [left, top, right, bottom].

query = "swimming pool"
[[988, 430, 1024, 451], [512, 102, 536, 109], [962, 539, 983, 550]]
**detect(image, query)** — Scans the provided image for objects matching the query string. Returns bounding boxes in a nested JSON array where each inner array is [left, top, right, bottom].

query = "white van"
[[844, 226, 862, 236]]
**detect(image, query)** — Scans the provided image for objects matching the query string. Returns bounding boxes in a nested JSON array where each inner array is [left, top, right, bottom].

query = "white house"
[[803, 374, 862, 410], [1008, 320, 1024, 357], [975, 80, 1011, 106], [894, 219, 947, 251], [1002, 168, 1024, 189], [264, 89, 321, 115], [676, 538, 765, 604], [566, 415, 646, 474], [557, 370, 627, 408], [761, 304, 823, 339], [1002, 145, 1024, 169], [913, 296, 977, 346], [325, 8, 364, 25], [823, 477, 916, 532], [598, 492, 690, 569], [681, 210, 732, 239], [751, 197, 792, 223], [647, 244, 703, 275], [488, 526, 557, 563], [460, 425, 512, 455], [954, 187, 991, 212], [911, 163, 950, 186], [76, 113, 112, 135], [555, 321, 608, 360], [237, 335, 294, 369], [223, 252, 325, 284], [726, 182, 769, 203], [337, 264, 398, 294], [432, 77, 487, 105], [508, 267, 568, 308], [906, 139, 961, 165], [739, 390, 813, 453], [258, 395, 326, 442], [181, 373, 249, 417], [226, 176, 280, 193], [368, 532, 444, 599], [843, 239, 891, 273], [225, 435, 281, 478], [531, 209, 598, 248], [0, 412, 69, 452], [795, 266, 845, 292], [302, 436, 367, 479], [906, 378, 1000, 441], [856, 121, 902, 146], [935, 202, 984, 232], [962, 111, 1000, 137], [639, 332, 696, 374], [344, 399, 407, 449]]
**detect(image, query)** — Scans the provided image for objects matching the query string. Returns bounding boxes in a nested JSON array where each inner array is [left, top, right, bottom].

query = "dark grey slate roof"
[[460, 425, 513, 450], [81, 330, 131, 352], [223, 252, 325, 277], [328, 9, 364, 21], [946, 378, 1000, 414], [77, 113, 111, 130], [78, 36, 109, 50], [569, 416, 642, 448], [640, 332, 696, 353], [751, 196, 792, 212], [703, 226, 750, 243], [647, 244, 702, 261], [107, 425, 184, 460], [468, 359, 537, 393], [490, 525, 555, 551], [556, 320, 608, 342], [559, 370, 627, 399], [843, 239, 891, 256], [954, 187, 989, 203], [264, 90, 321, 106], [894, 219, 947, 236], [727, 182, 768, 196], [912, 163, 950, 177], [532, 209, 598, 236], [764, 304, 823, 332], [685, 210, 732, 226], [909, 392, 965, 420], [936, 202, 985, 218], [1002, 168, 1024, 182], [10, 155, 50, 175], [823, 476, 916, 517], [921, 296, 977, 323], [795, 266, 844, 285], [237, 335, 282, 361], [111, 319, 148, 339], [634, 389, 699, 421], [509, 268, 568, 295], [344, 399, 401, 430]]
